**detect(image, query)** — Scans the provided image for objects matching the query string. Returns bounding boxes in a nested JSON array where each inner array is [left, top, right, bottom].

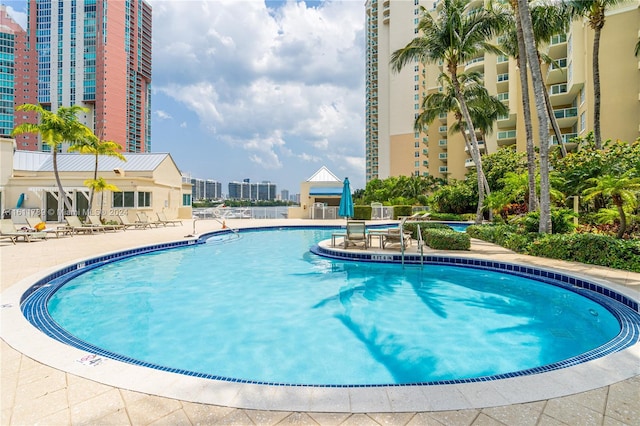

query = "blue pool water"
[[46, 228, 621, 385]]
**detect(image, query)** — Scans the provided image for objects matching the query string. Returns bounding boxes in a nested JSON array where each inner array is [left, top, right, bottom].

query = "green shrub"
[[518, 209, 576, 234], [528, 233, 640, 272], [353, 205, 372, 220], [404, 222, 452, 239], [393, 205, 413, 219], [428, 212, 466, 221], [466, 224, 518, 247], [423, 228, 470, 250]]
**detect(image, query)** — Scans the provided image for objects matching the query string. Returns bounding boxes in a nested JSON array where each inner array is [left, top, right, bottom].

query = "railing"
[[549, 83, 568, 95], [553, 107, 578, 119], [550, 33, 567, 45], [497, 73, 509, 82], [416, 223, 424, 267], [498, 130, 517, 140]]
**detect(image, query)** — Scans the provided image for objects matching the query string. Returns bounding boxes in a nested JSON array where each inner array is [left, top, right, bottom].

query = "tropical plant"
[[84, 177, 120, 222], [390, 0, 509, 224], [566, 0, 626, 149], [428, 180, 477, 214], [69, 136, 126, 214], [517, 0, 552, 233], [11, 104, 94, 213], [582, 171, 640, 238]]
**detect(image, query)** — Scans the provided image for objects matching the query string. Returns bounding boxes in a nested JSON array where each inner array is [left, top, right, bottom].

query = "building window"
[[183, 193, 192, 206], [113, 191, 135, 208], [415, 141, 420, 148], [580, 111, 586, 133], [414, 151, 420, 157], [580, 86, 585, 106], [138, 192, 152, 207], [415, 161, 420, 168]]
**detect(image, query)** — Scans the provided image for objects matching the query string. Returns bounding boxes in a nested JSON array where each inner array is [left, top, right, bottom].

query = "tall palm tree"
[[517, 0, 552, 233], [391, 0, 509, 224], [84, 177, 121, 222], [567, 0, 625, 149], [11, 104, 94, 213], [69, 136, 126, 214], [582, 171, 640, 238]]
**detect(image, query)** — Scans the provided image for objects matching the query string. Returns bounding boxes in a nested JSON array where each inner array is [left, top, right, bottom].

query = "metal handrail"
[[416, 224, 424, 267], [186, 218, 240, 239]]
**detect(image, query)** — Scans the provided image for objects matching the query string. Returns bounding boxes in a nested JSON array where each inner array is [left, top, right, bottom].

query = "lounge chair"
[[118, 214, 150, 230], [157, 212, 182, 226], [1, 219, 47, 242], [25, 216, 69, 238], [382, 217, 412, 249], [64, 216, 103, 234], [87, 215, 124, 232], [344, 221, 368, 249], [137, 212, 165, 228], [1, 234, 16, 244]]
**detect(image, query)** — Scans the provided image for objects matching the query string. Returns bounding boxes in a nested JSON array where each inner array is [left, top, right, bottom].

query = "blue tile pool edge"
[[18, 226, 640, 388]]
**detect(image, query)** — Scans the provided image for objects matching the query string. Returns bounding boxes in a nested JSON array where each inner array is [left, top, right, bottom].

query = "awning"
[[28, 187, 88, 192], [309, 186, 343, 196]]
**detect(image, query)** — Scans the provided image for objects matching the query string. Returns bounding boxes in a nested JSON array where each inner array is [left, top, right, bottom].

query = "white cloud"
[[155, 110, 172, 120], [151, 0, 365, 183], [5, 5, 27, 29]]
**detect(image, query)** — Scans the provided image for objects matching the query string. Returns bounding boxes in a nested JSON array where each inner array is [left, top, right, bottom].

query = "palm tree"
[[69, 136, 126, 215], [582, 171, 640, 238], [567, 0, 625, 149], [391, 0, 509, 224], [84, 177, 121, 222], [11, 104, 94, 214], [517, 0, 552, 233]]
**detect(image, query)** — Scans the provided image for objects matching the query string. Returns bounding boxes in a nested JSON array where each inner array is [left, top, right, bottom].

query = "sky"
[[3, 0, 367, 194]]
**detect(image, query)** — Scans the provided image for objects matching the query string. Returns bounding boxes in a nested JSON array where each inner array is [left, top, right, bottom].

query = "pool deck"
[[1, 219, 639, 425]]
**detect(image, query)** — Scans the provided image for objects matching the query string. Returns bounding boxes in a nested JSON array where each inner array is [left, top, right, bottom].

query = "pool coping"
[[1, 225, 639, 413]]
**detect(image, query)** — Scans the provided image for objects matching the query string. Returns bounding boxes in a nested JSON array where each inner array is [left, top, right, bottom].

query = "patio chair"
[[344, 221, 368, 249], [156, 212, 183, 226], [382, 217, 412, 249], [25, 216, 69, 238], [64, 216, 103, 234], [1, 219, 47, 242], [118, 215, 150, 230], [1, 234, 16, 244], [137, 212, 165, 228], [87, 215, 124, 232]]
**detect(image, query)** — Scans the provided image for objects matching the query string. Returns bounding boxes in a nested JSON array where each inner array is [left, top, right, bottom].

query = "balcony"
[[422, 148, 429, 156], [546, 57, 567, 85], [439, 166, 449, 174], [438, 112, 447, 122], [497, 129, 517, 146], [553, 107, 578, 127], [497, 112, 516, 128], [465, 158, 475, 168], [439, 152, 448, 161], [497, 92, 509, 105], [438, 125, 448, 134], [497, 72, 509, 90], [550, 132, 578, 145], [422, 160, 429, 167], [465, 56, 484, 72], [547, 33, 567, 59], [438, 139, 448, 149], [465, 140, 485, 152]]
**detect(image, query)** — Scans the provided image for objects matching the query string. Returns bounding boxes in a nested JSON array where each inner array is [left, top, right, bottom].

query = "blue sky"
[[3, 0, 366, 194]]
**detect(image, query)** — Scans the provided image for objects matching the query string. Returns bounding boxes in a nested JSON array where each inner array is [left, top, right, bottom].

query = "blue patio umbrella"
[[338, 177, 354, 220]]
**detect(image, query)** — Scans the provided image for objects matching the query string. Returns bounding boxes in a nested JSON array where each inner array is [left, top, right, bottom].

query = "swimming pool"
[[22, 227, 639, 387]]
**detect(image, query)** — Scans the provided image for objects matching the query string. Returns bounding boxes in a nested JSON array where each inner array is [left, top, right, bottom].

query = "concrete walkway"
[[1, 219, 639, 425]]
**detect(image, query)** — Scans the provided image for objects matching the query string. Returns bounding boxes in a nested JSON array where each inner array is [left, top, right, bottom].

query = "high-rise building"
[[365, 0, 640, 183], [24, 0, 152, 152], [0, 6, 38, 148]]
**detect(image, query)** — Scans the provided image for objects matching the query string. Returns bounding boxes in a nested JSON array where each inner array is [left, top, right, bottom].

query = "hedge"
[[404, 222, 452, 239], [393, 205, 413, 219], [353, 205, 372, 220], [423, 228, 470, 250], [528, 233, 640, 272]]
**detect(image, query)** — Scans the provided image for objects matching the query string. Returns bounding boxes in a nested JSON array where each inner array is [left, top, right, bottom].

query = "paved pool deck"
[[1, 219, 639, 425]]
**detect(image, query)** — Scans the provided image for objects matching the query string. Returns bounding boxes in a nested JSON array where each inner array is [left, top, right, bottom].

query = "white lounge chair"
[[1, 219, 47, 242], [25, 216, 69, 238]]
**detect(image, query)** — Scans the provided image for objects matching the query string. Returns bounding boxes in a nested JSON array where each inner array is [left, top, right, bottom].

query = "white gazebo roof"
[[306, 166, 341, 183]]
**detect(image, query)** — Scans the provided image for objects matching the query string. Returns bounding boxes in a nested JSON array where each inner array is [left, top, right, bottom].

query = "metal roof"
[[13, 150, 173, 172], [306, 166, 341, 183]]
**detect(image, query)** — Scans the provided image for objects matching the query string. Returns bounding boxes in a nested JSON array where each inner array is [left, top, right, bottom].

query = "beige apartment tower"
[[365, 0, 640, 183]]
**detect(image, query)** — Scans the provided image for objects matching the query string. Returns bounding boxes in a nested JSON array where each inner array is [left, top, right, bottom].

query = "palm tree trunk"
[[450, 71, 487, 224], [52, 150, 73, 216], [87, 153, 98, 215], [518, 0, 551, 233], [512, 7, 538, 213], [614, 197, 626, 239], [544, 84, 568, 157], [593, 25, 602, 149]]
